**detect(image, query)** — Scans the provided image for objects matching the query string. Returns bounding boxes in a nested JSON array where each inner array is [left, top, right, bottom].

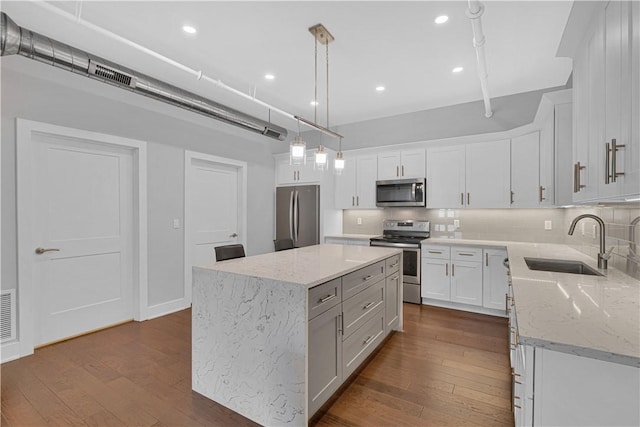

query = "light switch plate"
[[173, 218, 180, 229], [453, 219, 460, 228], [544, 220, 552, 230], [357, 217, 362, 225]]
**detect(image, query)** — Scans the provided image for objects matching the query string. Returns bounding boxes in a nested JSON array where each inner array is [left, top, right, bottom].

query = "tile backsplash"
[[342, 205, 640, 279]]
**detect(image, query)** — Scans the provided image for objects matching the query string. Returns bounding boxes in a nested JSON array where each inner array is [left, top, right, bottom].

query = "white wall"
[[1, 61, 278, 314]]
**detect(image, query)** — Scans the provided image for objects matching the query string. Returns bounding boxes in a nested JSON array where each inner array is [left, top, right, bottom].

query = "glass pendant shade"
[[314, 145, 328, 171], [334, 151, 345, 175], [290, 135, 306, 165]]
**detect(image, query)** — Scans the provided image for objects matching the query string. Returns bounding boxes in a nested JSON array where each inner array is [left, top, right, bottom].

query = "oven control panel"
[[383, 220, 430, 232]]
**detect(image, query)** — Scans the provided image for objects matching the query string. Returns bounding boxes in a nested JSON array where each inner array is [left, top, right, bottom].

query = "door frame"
[[16, 119, 148, 358], [184, 150, 247, 305]]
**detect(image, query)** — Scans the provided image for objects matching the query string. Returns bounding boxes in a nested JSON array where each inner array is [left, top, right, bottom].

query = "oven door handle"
[[370, 241, 421, 248]]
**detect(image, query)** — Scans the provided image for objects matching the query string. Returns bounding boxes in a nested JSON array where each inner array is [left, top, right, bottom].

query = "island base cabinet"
[[308, 304, 343, 416], [533, 349, 640, 427], [342, 311, 385, 379]]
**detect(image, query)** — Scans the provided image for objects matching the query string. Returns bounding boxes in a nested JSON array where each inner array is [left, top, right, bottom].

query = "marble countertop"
[[196, 244, 401, 289], [423, 238, 640, 367], [324, 233, 379, 240]]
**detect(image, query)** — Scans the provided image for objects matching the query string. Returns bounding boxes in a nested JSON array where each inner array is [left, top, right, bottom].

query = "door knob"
[[35, 247, 60, 255], [229, 233, 238, 238]]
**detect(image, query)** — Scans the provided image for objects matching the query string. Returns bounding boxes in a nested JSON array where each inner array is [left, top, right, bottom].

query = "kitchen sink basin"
[[524, 257, 604, 276]]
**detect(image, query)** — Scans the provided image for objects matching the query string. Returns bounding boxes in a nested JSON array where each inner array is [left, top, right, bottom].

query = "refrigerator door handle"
[[289, 190, 294, 241], [293, 191, 300, 243]]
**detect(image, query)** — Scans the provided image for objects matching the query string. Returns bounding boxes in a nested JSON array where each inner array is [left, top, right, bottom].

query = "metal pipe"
[[1, 11, 288, 140], [467, 0, 493, 118]]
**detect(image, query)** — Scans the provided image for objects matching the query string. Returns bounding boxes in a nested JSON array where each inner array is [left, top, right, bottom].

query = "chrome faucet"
[[568, 214, 611, 269]]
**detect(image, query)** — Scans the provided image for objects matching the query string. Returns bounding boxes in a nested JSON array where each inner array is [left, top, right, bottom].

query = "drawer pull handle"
[[428, 250, 442, 254], [363, 335, 374, 345], [363, 302, 374, 310], [389, 262, 399, 268], [514, 404, 522, 410], [319, 294, 336, 303], [458, 253, 474, 256], [363, 275, 373, 281]]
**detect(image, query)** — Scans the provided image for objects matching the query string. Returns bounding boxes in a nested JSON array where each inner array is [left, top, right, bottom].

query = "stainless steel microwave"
[[376, 178, 426, 207]]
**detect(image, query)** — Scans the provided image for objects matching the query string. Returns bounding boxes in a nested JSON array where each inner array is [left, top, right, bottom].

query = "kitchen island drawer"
[[385, 254, 401, 275], [342, 260, 385, 299], [308, 278, 342, 320], [342, 311, 385, 378], [451, 246, 482, 262], [342, 279, 384, 339], [422, 245, 450, 259]]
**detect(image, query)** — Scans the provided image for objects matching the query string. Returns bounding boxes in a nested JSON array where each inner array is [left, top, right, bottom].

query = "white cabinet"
[[421, 245, 482, 307], [466, 140, 511, 208], [483, 249, 509, 312], [426, 145, 466, 208], [511, 132, 541, 208], [377, 148, 425, 180], [570, 1, 640, 202], [335, 154, 377, 209], [275, 151, 322, 185], [426, 140, 510, 208]]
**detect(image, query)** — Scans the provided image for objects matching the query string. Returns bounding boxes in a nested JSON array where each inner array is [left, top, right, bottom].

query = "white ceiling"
[[2, 1, 573, 131]]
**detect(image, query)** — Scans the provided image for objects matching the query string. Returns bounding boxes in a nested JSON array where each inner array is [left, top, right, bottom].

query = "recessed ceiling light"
[[452, 66, 464, 73], [435, 15, 449, 24], [310, 101, 319, 106], [376, 86, 385, 92], [264, 74, 275, 80], [182, 25, 197, 35]]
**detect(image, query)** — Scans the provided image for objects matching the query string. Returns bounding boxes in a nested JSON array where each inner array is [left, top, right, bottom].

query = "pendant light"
[[290, 118, 306, 165], [310, 24, 335, 171], [334, 137, 345, 175]]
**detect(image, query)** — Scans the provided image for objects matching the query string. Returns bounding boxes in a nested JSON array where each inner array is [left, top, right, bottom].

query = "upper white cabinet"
[[427, 140, 510, 208], [569, 1, 639, 202], [335, 154, 377, 209], [426, 145, 466, 208], [377, 148, 425, 180], [275, 151, 323, 185], [511, 132, 541, 208]]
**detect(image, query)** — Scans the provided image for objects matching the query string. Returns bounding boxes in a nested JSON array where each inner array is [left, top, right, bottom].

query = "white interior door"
[[185, 152, 246, 302], [31, 135, 134, 346]]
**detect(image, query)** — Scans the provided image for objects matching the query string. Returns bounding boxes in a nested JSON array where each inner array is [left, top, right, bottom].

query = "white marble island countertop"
[[425, 238, 640, 367], [196, 244, 400, 289]]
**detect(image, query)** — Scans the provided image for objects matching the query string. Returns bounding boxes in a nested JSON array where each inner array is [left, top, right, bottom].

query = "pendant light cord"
[[326, 41, 330, 130], [314, 35, 318, 124]]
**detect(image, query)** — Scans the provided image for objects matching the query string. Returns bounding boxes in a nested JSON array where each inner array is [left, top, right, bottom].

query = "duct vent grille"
[[1, 289, 16, 343], [88, 60, 136, 88]]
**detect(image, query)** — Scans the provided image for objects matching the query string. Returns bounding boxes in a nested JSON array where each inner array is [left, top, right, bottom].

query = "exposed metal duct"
[[0, 12, 288, 141], [466, 0, 493, 118]]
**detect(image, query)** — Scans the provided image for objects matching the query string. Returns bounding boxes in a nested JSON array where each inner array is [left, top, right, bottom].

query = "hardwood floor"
[[1, 304, 512, 427]]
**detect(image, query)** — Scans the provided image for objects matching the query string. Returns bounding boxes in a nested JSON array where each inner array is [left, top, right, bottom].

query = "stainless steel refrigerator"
[[275, 185, 320, 248]]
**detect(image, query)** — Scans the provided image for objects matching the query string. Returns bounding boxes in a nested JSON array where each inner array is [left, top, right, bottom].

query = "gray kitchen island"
[[192, 244, 403, 426]]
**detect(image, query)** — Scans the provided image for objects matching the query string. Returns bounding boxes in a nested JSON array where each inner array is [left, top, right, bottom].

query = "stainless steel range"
[[370, 220, 429, 304]]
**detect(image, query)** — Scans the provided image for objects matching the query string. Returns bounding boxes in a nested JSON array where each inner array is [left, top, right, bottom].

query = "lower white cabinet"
[[483, 248, 509, 310], [450, 260, 482, 306]]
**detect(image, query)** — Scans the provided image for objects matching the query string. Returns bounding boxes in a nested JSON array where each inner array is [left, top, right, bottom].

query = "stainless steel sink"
[[524, 257, 604, 276]]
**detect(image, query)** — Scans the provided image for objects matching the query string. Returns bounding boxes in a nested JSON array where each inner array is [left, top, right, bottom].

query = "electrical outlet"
[[544, 220, 552, 230], [172, 218, 180, 229], [453, 219, 460, 228], [356, 217, 362, 225]]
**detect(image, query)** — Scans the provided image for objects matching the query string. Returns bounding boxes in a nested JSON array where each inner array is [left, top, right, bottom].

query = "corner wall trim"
[[146, 298, 191, 320]]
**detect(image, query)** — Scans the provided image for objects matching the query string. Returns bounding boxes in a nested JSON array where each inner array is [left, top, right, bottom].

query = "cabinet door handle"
[[612, 138, 625, 182], [356, 196, 359, 206], [451, 264, 455, 276], [510, 191, 514, 205], [352, 196, 355, 206], [363, 335, 374, 345], [574, 161, 586, 193], [338, 313, 343, 334], [319, 294, 336, 303], [363, 275, 373, 281], [402, 165, 405, 176], [363, 302, 374, 310], [428, 250, 442, 254], [467, 193, 470, 205], [396, 165, 399, 177], [35, 247, 60, 254], [445, 263, 448, 276], [605, 142, 611, 184], [486, 253, 489, 266], [461, 192, 464, 206], [458, 253, 474, 257], [539, 185, 546, 202]]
